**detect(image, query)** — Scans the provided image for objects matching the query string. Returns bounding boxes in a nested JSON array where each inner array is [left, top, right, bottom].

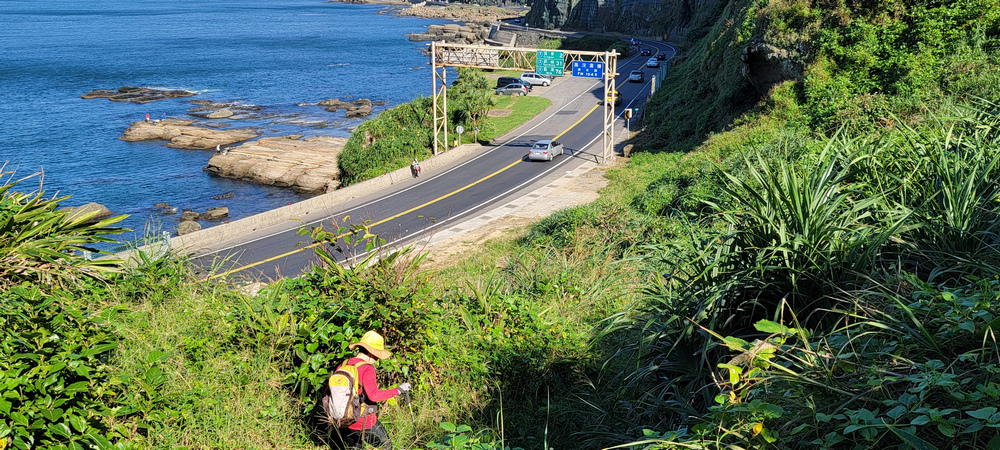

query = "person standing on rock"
[[161, 112, 166, 122], [145, 113, 150, 122]]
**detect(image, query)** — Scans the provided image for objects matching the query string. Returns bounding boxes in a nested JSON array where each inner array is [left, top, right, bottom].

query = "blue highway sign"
[[572, 61, 604, 78]]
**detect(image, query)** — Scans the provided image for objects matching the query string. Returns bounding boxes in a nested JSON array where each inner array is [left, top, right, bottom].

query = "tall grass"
[[603, 104, 1000, 448]]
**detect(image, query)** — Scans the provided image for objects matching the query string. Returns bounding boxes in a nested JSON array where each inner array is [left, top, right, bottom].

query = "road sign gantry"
[[429, 42, 618, 163]]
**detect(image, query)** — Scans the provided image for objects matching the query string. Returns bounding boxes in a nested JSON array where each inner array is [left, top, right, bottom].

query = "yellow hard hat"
[[349, 330, 392, 360]]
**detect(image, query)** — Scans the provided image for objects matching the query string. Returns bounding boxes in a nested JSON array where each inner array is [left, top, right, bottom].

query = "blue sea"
[[0, 0, 449, 242]]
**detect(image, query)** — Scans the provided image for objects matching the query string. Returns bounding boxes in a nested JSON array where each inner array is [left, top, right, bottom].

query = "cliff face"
[[526, 0, 701, 36]]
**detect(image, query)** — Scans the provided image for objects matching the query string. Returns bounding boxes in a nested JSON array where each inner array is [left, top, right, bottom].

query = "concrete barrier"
[[117, 143, 483, 261]]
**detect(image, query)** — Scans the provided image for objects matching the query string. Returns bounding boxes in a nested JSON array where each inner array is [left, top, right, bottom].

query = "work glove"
[[397, 382, 412, 394]]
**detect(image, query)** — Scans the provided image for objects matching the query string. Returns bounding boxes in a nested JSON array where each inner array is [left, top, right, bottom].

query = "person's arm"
[[358, 364, 399, 402]]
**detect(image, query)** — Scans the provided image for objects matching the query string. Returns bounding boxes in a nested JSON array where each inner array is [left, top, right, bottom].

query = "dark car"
[[496, 77, 531, 91], [639, 47, 651, 56], [629, 37, 640, 46], [656, 52, 666, 60]]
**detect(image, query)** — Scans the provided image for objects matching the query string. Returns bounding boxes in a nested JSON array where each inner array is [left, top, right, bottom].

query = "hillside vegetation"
[[3, 1, 1000, 449]]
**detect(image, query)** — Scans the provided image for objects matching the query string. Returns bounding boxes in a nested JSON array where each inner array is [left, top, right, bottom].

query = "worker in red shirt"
[[331, 330, 411, 449]]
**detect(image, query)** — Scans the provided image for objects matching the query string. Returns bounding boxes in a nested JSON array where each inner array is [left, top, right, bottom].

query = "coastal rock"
[[201, 207, 229, 220], [154, 203, 178, 215], [180, 210, 201, 221], [397, 5, 519, 25], [406, 18, 495, 44], [345, 104, 373, 118], [203, 134, 347, 194], [319, 98, 354, 112], [187, 101, 266, 120], [121, 120, 260, 149], [61, 202, 112, 224], [205, 108, 235, 119], [211, 192, 235, 200], [177, 220, 202, 236], [82, 86, 197, 104]]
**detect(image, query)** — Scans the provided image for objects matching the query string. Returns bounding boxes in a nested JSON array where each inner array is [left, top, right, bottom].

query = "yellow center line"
[[211, 102, 600, 279]]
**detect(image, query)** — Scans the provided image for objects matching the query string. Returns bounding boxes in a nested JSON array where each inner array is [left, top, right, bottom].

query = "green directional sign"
[[536, 50, 565, 76]]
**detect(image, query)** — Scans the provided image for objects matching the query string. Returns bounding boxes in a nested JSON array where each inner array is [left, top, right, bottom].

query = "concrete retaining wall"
[[117, 143, 483, 261]]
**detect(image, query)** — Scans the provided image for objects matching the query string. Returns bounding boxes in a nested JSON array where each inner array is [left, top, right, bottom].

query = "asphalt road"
[[194, 39, 674, 281]]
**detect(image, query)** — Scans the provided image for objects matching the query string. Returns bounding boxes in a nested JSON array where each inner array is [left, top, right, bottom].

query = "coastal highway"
[[192, 40, 674, 281]]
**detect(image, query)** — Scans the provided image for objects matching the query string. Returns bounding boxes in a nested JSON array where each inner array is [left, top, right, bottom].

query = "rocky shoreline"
[[89, 2, 517, 235]]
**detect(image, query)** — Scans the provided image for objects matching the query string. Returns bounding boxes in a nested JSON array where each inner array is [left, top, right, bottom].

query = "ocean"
[[0, 0, 449, 243]]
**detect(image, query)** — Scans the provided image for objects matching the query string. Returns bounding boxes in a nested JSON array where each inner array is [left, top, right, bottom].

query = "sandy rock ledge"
[[203, 135, 347, 194], [121, 119, 260, 149]]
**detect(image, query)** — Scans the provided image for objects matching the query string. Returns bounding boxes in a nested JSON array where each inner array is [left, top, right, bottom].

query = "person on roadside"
[[410, 158, 421, 178], [331, 330, 411, 450]]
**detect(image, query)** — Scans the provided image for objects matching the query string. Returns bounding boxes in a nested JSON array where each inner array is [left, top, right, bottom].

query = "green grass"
[[476, 95, 551, 143]]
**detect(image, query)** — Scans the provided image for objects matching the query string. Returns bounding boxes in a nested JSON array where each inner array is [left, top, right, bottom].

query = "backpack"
[[320, 360, 377, 427]]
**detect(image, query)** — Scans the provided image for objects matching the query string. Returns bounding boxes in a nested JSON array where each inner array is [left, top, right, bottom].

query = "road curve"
[[193, 40, 675, 281]]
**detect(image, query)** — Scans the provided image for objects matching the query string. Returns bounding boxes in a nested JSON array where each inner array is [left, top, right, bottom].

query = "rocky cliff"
[[525, 0, 702, 36]]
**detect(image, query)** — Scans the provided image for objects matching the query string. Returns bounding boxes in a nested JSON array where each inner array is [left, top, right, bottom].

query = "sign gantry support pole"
[[601, 51, 617, 165], [431, 41, 448, 156]]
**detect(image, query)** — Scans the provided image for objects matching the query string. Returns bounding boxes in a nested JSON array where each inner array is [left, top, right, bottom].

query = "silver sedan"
[[528, 139, 565, 161]]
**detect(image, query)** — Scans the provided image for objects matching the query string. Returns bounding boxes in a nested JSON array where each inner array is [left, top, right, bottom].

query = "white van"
[[520, 72, 553, 87]]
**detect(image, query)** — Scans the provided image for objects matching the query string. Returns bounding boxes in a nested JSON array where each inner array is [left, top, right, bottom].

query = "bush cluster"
[[336, 69, 497, 187]]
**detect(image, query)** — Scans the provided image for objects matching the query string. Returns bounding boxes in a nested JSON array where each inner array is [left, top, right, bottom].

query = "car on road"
[[606, 90, 622, 106], [496, 83, 529, 96], [628, 70, 644, 83], [496, 76, 531, 91], [629, 37, 640, 46], [639, 47, 651, 56], [514, 18, 522, 23], [528, 140, 564, 161], [520, 72, 553, 86], [646, 58, 659, 68], [656, 52, 667, 60]]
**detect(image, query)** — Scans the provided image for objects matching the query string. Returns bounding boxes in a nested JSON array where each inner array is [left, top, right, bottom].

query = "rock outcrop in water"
[[203, 135, 347, 194], [82, 86, 197, 104], [61, 202, 113, 224], [120, 119, 260, 149], [317, 98, 380, 117]]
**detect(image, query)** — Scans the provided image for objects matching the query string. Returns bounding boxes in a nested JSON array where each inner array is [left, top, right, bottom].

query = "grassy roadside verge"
[[472, 95, 550, 144], [336, 70, 552, 186]]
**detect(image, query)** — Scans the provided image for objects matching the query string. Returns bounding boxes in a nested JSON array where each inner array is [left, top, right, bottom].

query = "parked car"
[[496, 83, 529, 96], [520, 72, 553, 86], [496, 76, 530, 90], [606, 90, 622, 106], [656, 52, 666, 60], [528, 140, 564, 161], [628, 70, 644, 83], [646, 58, 659, 68], [639, 47, 651, 56]]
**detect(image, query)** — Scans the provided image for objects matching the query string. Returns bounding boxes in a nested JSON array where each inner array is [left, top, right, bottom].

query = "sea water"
[[0, 0, 449, 243]]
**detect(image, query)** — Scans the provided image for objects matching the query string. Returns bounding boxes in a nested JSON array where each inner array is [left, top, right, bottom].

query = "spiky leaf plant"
[[0, 166, 126, 289]]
